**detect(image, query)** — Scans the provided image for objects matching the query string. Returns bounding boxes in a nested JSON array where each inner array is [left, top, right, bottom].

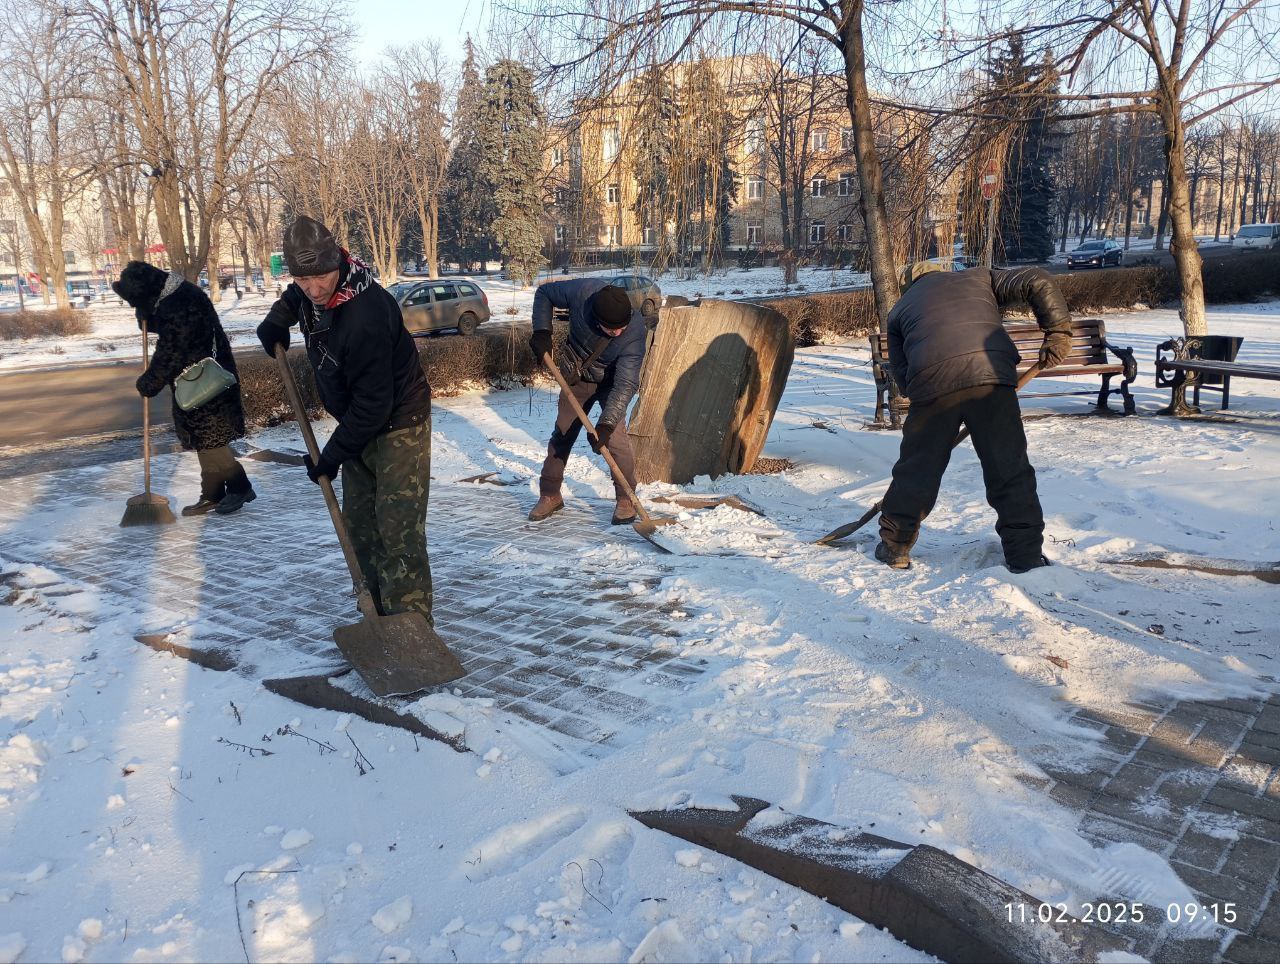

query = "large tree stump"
[[629, 299, 795, 484]]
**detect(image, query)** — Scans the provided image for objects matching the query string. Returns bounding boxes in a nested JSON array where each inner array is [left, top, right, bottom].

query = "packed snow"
[[0, 298, 1277, 961]]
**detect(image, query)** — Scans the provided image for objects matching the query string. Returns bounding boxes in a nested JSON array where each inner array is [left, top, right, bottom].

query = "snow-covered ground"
[[1, 301, 1277, 962], [0, 265, 869, 372]]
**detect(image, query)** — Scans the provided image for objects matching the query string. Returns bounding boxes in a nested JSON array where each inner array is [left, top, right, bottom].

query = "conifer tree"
[[441, 39, 497, 270], [476, 59, 547, 285]]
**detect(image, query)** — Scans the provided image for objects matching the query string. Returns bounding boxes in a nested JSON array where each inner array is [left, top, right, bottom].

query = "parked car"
[[1232, 223, 1280, 251], [388, 278, 490, 336], [925, 256, 977, 272], [608, 274, 662, 317], [1066, 239, 1124, 268]]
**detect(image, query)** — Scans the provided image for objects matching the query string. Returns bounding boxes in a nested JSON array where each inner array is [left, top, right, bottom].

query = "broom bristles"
[[120, 493, 178, 527]]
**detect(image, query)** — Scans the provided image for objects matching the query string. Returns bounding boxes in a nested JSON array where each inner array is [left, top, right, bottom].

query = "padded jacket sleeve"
[[531, 280, 575, 333], [598, 332, 644, 427], [992, 267, 1073, 367], [320, 303, 397, 465], [886, 310, 908, 391]]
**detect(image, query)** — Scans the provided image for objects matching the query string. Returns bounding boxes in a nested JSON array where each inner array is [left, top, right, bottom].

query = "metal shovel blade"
[[633, 517, 683, 554], [332, 610, 466, 698]]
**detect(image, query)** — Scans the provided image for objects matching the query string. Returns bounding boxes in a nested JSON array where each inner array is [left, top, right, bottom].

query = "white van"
[[1232, 223, 1280, 250]]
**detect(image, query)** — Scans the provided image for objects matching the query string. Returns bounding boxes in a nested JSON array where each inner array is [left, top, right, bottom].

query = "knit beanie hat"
[[898, 260, 946, 290], [592, 285, 632, 329], [283, 216, 343, 277]]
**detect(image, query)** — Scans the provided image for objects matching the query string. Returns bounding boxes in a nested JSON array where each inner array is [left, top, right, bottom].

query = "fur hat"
[[898, 260, 946, 290], [283, 216, 342, 277], [592, 285, 632, 330]]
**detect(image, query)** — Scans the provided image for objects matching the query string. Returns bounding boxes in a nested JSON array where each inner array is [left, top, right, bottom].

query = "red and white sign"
[[980, 159, 1000, 200]]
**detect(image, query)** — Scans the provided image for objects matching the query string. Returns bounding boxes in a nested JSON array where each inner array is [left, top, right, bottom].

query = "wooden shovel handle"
[[541, 352, 652, 524], [141, 320, 152, 494], [273, 345, 373, 605]]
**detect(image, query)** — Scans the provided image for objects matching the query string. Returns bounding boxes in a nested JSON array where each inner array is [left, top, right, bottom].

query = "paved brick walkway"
[[0, 447, 703, 768], [1042, 695, 1280, 962]]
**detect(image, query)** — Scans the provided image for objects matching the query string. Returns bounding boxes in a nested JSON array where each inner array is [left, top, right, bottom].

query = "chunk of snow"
[[76, 919, 103, 941], [24, 862, 51, 883], [68, 736, 89, 753], [280, 829, 313, 850], [421, 711, 465, 741], [332, 714, 352, 732], [483, 747, 502, 763], [0, 934, 26, 964], [500, 934, 522, 953], [372, 896, 412, 934], [839, 921, 865, 939], [61, 935, 86, 962], [441, 917, 464, 935], [674, 849, 701, 867], [224, 863, 255, 885], [106, 794, 125, 811], [263, 825, 283, 835], [346, 843, 363, 856]]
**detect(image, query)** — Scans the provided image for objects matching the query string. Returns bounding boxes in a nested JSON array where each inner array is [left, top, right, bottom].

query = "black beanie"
[[592, 285, 632, 329], [283, 216, 343, 276]]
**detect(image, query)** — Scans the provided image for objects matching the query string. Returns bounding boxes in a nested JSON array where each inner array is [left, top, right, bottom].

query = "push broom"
[[120, 318, 177, 527]]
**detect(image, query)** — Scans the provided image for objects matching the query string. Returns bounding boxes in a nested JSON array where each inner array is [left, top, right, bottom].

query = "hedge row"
[[238, 252, 1279, 423], [0, 307, 93, 341]]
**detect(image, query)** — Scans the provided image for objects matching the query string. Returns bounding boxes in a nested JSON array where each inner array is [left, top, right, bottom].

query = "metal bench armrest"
[[1103, 339, 1138, 383]]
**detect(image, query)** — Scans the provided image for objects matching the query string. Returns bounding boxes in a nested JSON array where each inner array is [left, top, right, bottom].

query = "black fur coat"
[[112, 261, 245, 451]]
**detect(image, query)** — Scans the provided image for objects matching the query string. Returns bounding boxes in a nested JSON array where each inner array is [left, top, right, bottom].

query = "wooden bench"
[[1155, 336, 1280, 416], [870, 318, 1137, 426]]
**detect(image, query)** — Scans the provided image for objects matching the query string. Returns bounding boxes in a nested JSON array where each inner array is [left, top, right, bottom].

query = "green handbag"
[[175, 353, 237, 411]]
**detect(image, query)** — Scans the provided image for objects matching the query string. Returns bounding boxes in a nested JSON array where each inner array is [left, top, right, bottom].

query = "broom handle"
[[272, 345, 371, 601], [542, 351, 652, 523], [141, 320, 151, 495]]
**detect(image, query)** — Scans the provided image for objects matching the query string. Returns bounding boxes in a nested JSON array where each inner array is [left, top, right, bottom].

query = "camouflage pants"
[[341, 419, 433, 624]]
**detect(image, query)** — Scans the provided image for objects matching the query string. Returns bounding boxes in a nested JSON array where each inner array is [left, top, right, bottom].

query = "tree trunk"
[[427, 193, 440, 278], [208, 221, 221, 305], [1160, 109, 1206, 337], [838, 1, 899, 328]]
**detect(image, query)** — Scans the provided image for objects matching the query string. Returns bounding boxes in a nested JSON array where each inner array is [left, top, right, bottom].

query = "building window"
[[746, 222, 762, 244], [643, 226, 657, 245], [746, 175, 764, 200], [841, 127, 854, 151], [551, 147, 565, 166], [553, 187, 567, 205], [607, 183, 620, 204], [607, 224, 621, 246], [62, 220, 73, 235], [745, 118, 764, 154], [811, 130, 828, 151], [810, 176, 825, 198], [554, 225, 565, 244], [838, 222, 855, 243], [64, 250, 77, 264], [602, 125, 620, 162], [809, 221, 826, 244], [838, 172, 854, 197], [0, 219, 15, 235]]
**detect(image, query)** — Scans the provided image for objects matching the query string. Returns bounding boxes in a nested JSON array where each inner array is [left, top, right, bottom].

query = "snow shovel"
[[273, 345, 465, 697], [815, 363, 1044, 546], [120, 319, 177, 528], [541, 352, 676, 555]]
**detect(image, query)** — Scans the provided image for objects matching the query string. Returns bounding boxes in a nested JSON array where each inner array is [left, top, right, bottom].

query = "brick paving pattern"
[[0, 448, 703, 767], [1042, 695, 1280, 962]]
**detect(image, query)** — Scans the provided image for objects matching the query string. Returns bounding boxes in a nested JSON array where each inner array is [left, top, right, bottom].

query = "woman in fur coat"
[[112, 260, 256, 516]]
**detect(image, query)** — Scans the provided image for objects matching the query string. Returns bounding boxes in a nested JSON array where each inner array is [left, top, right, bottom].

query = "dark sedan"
[[1066, 239, 1123, 269]]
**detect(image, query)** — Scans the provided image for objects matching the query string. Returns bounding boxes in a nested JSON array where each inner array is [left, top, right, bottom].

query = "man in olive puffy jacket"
[[526, 278, 645, 524], [875, 262, 1072, 573]]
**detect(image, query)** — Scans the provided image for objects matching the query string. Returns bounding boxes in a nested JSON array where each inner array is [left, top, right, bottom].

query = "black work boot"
[[1007, 554, 1050, 574], [215, 468, 257, 515], [182, 496, 222, 517], [874, 540, 912, 570], [528, 493, 564, 522]]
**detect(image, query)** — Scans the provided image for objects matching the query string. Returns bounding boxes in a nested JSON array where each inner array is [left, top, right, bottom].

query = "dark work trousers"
[[195, 445, 249, 500], [539, 379, 637, 500], [879, 384, 1044, 569]]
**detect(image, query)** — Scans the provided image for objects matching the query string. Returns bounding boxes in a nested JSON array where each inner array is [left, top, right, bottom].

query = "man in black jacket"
[[875, 262, 1073, 573], [526, 278, 645, 524], [256, 216, 436, 623]]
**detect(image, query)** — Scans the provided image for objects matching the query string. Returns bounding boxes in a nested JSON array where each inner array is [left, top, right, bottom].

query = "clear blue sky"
[[354, 0, 487, 67]]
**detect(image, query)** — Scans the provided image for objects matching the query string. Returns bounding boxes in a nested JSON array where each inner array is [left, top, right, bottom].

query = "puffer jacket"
[[531, 278, 646, 427], [886, 267, 1073, 405], [261, 257, 431, 465]]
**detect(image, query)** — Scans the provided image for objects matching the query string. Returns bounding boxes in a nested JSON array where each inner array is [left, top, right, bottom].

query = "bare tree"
[[347, 85, 410, 282]]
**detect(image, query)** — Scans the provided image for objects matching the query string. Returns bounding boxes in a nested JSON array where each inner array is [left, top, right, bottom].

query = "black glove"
[[135, 371, 163, 398], [529, 329, 552, 365], [304, 453, 340, 485], [590, 422, 615, 454], [257, 319, 290, 358]]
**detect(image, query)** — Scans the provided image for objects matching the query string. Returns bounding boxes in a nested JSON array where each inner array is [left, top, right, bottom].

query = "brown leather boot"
[[611, 497, 637, 525], [528, 494, 564, 521]]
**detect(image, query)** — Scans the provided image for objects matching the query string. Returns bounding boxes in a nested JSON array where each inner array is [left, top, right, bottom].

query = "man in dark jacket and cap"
[[527, 279, 645, 524], [256, 216, 436, 623], [875, 262, 1073, 573]]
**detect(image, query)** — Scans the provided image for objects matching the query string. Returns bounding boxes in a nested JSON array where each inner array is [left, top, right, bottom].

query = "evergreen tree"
[[475, 59, 546, 285], [441, 39, 497, 270], [630, 66, 681, 271], [991, 39, 1060, 262]]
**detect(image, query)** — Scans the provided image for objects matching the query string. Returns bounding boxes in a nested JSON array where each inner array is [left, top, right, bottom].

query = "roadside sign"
[[980, 159, 1000, 200]]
